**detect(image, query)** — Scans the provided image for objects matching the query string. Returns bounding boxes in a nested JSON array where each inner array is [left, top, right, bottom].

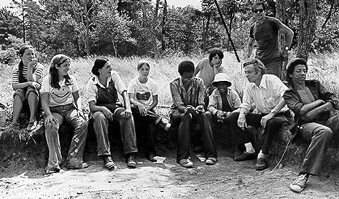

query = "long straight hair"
[[49, 54, 72, 89], [17, 45, 33, 83]]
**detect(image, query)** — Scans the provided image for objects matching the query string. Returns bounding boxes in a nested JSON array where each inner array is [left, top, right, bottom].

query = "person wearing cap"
[[228, 58, 292, 171], [283, 58, 339, 193], [207, 73, 241, 124], [246, 2, 294, 80], [170, 60, 217, 168], [85, 57, 138, 169], [127, 60, 171, 162]]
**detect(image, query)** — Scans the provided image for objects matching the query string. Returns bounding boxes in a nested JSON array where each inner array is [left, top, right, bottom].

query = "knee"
[[45, 123, 59, 135], [93, 112, 107, 122], [228, 112, 240, 122], [318, 126, 333, 140]]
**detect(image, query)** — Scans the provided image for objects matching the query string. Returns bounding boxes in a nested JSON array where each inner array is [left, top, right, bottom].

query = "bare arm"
[[41, 92, 52, 117], [193, 65, 201, 77], [246, 37, 254, 59], [72, 91, 82, 111], [279, 23, 294, 49]]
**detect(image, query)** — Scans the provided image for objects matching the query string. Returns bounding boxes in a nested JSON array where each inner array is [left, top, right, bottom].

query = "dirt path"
[[1, 149, 339, 199]]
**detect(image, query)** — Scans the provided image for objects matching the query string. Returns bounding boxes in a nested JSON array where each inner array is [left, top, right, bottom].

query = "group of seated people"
[[7, 46, 339, 193]]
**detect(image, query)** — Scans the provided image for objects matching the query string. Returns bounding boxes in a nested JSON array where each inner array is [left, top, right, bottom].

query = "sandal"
[[103, 156, 117, 170], [205, 157, 217, 165], [27, 120, 38, 131]]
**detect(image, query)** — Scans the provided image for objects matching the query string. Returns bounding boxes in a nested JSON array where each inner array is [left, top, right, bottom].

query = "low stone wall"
[[1, 112, 339, 177]]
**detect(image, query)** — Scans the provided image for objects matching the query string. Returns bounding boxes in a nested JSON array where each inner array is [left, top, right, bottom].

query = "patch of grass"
[[1, 51, 338, 132]]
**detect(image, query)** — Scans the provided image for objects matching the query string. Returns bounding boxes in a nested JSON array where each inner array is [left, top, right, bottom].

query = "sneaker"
[[205, 157, 217, 165], [126, 154, 137, 168], [290, 174, 308, 193], [178, 158, 193, 168]]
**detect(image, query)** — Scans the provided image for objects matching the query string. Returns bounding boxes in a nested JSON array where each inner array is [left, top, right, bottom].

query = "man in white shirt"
[[228, 58, 292, 171]]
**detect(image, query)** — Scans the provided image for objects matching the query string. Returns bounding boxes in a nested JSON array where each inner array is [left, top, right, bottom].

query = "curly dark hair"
[[178, 61, 195, 76]]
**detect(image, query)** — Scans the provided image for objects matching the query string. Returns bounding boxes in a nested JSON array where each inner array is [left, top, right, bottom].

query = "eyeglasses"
[[253, 9, 264, 13]]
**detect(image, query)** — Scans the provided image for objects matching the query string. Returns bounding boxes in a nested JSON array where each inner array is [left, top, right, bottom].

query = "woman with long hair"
[[85, 57, 138, 169], [10, 45, 44, 131], [40, 54, 88, 174]]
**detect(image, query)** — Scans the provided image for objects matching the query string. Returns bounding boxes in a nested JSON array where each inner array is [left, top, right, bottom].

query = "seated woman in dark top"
[[283, 58, 339, 193]]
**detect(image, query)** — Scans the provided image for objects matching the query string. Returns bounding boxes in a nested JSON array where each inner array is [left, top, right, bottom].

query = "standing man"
[[229, 58, 292, 171], [246, 2, 294, 80], [170, 61, 217, 168]]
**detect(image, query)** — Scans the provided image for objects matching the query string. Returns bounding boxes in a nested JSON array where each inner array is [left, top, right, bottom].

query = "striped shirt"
[[170, 77, 205, 108], [12, 63, 44, 85]]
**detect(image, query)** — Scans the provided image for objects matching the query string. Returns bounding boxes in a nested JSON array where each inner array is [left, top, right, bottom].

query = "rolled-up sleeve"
[[283, 89, 303, 116], [85, 80, 98, 103], [111, 71, 126, 95], [230, 89, 241, 109]]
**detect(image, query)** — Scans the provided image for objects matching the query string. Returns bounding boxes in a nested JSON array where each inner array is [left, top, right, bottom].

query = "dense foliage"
[[0, 0, 338, 63]]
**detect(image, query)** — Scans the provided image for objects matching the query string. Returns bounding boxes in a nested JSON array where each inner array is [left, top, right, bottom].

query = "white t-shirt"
[[127, 77, 158, 108], [40, 75, 79, 107]]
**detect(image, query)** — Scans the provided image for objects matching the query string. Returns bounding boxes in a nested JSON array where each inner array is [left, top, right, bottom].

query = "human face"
[[138, 64, 150, 78], [244, 64, 261, 83], [99, 62, 113, 78], [21, 48, 35, 66], [211, 54, 222, 67], [253, 4, 265, 21], [181, 71, 194, 85], [216, 82, 229, 94], [57, 59, 71, 77], [290, 64, 307, 84]]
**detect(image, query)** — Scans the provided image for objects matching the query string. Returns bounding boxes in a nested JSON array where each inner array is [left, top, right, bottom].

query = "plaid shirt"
[[170, 77, 205, 109]]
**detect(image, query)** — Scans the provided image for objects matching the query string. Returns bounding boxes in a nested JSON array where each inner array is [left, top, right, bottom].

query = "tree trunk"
[[152, 0, 160, 59], [160, 0, 167, 51], [296, 0, 316, 61], [276, 0, 288, 50], [202, 12, 211, 53]]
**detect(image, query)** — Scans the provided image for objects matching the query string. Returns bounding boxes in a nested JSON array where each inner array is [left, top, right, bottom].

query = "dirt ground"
[[1, 147, 339, 199]]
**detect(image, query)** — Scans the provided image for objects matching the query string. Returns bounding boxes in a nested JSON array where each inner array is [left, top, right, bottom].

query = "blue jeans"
[[45, 103, 88, 169]]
